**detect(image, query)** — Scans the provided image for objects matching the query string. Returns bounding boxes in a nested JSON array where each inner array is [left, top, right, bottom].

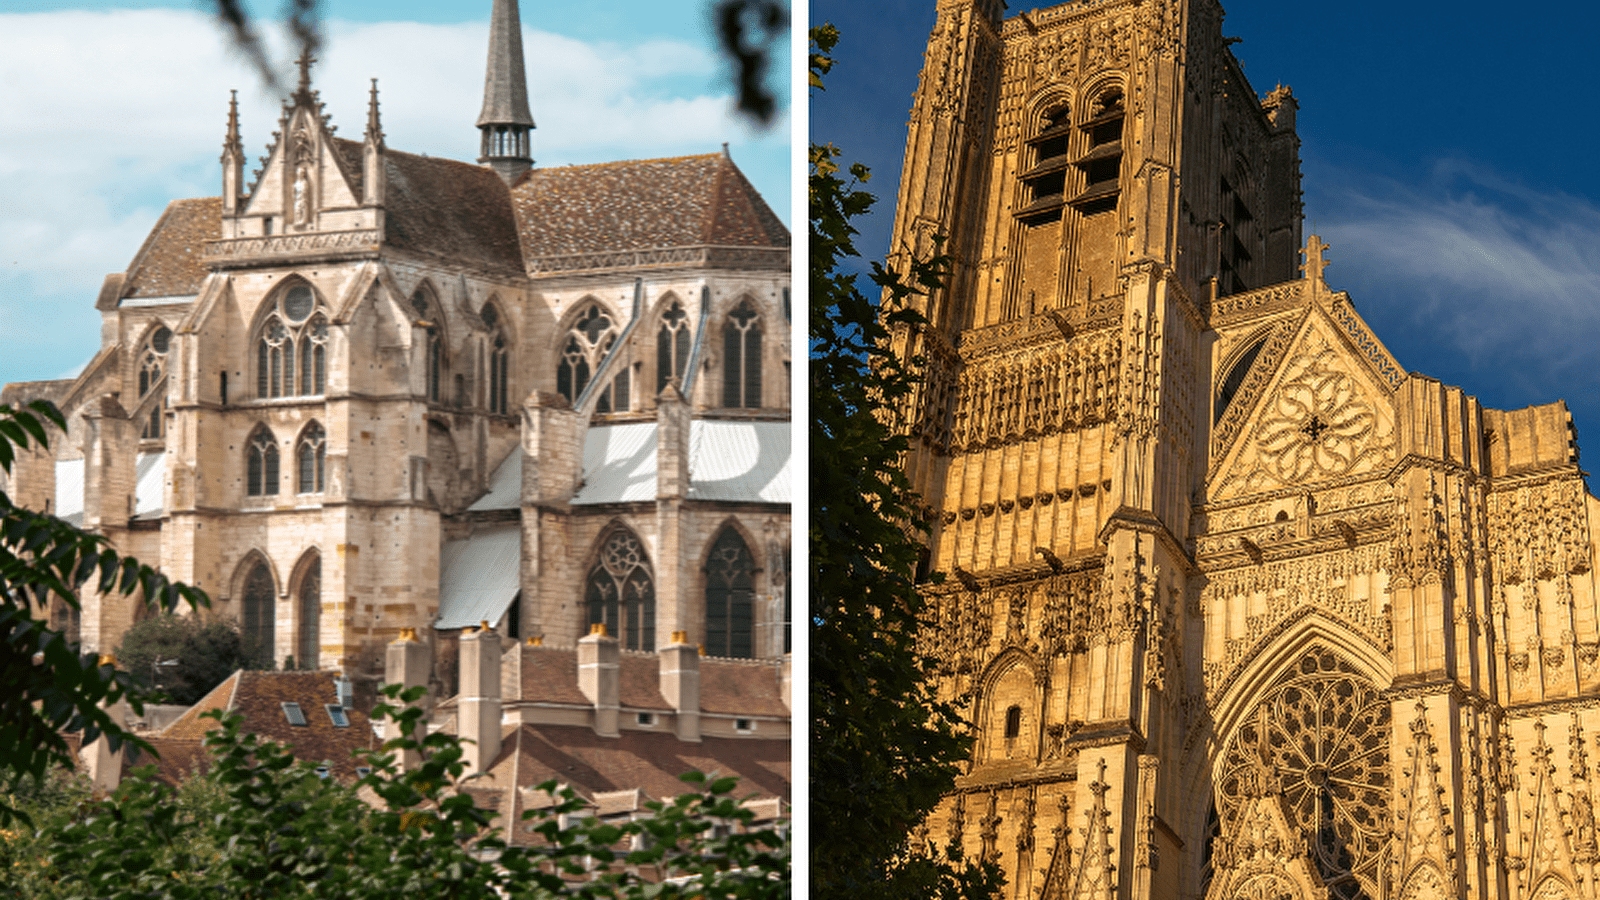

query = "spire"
[[362, 79, 387, 208], [476, 0, 535, 183], [294, 48, 317, 103], [221, 90, 245, 216], [365, 78, 385, 149], [223, 90, 243, 157]]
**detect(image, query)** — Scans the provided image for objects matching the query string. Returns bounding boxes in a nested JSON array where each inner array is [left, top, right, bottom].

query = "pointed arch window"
[[296, 556, 321, 668], [138, 325, 172, 439], [241, 560, 276, 666], [585, 530, 655, 651], [657, 300, 691, 393], [557, 304, 618, 405], [257, 284, 327, 398], [247, 425, 279, 496], [296, 422, 326, 493], [722, 299, 762, 408], [411, 289, 446, 403], [705, 528, 755, 658], [482, 303, 512, 415]]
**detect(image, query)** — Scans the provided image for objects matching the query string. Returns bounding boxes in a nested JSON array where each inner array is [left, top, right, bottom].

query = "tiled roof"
[[698, 658, 788, 716], [340, 141, 527, 276], [618, 653, 671, 711], [121, 197, 221, 300], [509, 153, 788, 260], [474, 722, 789, 843], [506, 645, 589, 705], [157, 670, 375, 780]]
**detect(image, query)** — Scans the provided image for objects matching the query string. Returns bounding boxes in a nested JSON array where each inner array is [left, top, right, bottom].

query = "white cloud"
[[0, 8, 784, 386]]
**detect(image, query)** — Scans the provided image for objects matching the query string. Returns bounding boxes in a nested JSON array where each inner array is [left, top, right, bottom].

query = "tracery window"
[[482, 303, 510, 415], [241, 560, 276, 666], [257, 283, 327, 398], [704, 528, 755, 658], [595, 366, 629, 414], [1214, 648, 1389, 900], [656, 300, 690, 393], [585, 529, 655, 651], [296, 422, 325, 494], [246, 425, 279, 497], [412, 289, 444, 403], [557, 303, 618, 405], [138, 325, 171, 439], [721, 299, 762, 408], [296, 556, 320, 668]]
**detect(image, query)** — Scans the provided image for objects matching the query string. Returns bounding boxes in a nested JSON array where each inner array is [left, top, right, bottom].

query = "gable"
[[1208, 306, 1398, 503]]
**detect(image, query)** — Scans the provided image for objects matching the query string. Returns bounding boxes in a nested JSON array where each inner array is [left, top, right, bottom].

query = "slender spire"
[[476, 0, 534, 183], [295, 49, 317, 101], [221, 90, 245, 216], [224, 90, 243, 157], [365, 78, 385, 149]]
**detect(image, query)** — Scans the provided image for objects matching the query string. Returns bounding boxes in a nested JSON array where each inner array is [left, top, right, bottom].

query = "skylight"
[[325, 704, 349, 727], [281, 701, 307, 726]]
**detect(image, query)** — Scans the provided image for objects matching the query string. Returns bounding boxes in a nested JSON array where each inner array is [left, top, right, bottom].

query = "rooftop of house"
[[150, 670, 377, 782]]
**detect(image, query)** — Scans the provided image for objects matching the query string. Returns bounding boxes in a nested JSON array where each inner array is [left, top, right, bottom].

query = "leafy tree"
[[5, 686, 788, 900], [809, 24, 1002, 900], [0, 401, 207, 824], [116, 614, 258, 706]]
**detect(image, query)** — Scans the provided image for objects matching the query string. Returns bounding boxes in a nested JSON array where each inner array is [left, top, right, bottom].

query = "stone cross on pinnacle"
[[295, 48, 317, 97], [1302, 234, 1330, 285]]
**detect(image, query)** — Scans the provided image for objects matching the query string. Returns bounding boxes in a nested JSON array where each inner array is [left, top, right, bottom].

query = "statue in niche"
[[293, 165, 312, 226]]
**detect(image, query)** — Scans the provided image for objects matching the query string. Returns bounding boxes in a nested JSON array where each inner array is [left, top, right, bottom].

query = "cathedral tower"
[[892, 3, 1600, 900]]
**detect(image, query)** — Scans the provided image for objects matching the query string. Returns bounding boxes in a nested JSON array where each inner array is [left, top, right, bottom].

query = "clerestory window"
[[721, 299, 762, 409], [138, 325, 171, 439], [656, 300, 691, 393]]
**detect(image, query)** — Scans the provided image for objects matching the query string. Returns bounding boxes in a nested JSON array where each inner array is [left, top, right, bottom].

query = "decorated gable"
[[1208, 304, 1399, 503]]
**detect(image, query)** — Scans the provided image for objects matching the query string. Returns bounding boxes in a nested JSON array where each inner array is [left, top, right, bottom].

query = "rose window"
[[1257, 353, 1375, 483], [1216, 649, 1390, 900]]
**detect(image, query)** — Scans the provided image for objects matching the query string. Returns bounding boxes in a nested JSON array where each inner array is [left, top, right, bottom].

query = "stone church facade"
[[0, 0, 791, 720], [891, 2, 1598, 899]]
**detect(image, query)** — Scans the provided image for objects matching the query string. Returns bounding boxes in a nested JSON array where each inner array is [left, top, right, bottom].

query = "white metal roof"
[[687, 421, 790, 503], [54, 452, 165, 524], [467, 445, 523, 511], [135, 452, 164, 518], [572, 422, 658, 504], [434, 524, 521, 630], [55, 458, 84, 526]]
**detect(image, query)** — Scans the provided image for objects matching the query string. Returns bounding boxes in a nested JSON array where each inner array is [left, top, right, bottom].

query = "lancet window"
[[240, 560, 276, 666], [482, 303, 510, 415], [721, 299, 762, 408], [296, 556, 320, 668], [257, 283, 327, 399], [296, 422, 325, 494], [585, 529, 655, 651], [246, 426, 279, 497], [411, 289, 445, 403], [656, 300, 691, 393], [138, 325, 171, 439], [704, 527, 755, 658], [557, 303, 620, 406]]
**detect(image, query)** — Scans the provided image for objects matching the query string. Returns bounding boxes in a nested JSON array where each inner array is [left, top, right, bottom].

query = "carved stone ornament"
[[1257, 348, 1377, 483]]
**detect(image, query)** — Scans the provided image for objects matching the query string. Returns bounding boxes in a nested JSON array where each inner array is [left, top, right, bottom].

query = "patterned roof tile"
[[121, 197, 221, 299]]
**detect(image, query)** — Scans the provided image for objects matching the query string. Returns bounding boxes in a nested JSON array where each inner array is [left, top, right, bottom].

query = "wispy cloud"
[[1311, 159, 1600, 417]]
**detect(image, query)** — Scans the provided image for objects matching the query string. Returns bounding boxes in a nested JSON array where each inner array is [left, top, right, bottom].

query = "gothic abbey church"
[[892, 2, 1598, 899], [0, 0, 791, 734]]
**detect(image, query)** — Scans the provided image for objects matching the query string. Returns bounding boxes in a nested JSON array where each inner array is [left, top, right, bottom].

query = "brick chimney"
[[658, 630, 700, 742], [383, 627, 430, 770], [459, 622, 503, 773], [577, 623, 619, 737]]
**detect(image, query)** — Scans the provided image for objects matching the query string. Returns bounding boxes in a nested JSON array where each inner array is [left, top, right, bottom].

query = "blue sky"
[[811, 0, 1600, 462], [0, 0, 790, 385]]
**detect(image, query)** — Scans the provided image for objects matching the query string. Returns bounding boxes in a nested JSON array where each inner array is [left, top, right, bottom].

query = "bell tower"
[[888, 1, 1304, 896], [476, 0, 536, 183]]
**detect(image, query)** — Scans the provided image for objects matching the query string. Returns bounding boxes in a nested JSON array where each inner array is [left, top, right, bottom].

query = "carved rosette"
[[1216, 649, 1390, 900], [1257, 353, 1376, 484]]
